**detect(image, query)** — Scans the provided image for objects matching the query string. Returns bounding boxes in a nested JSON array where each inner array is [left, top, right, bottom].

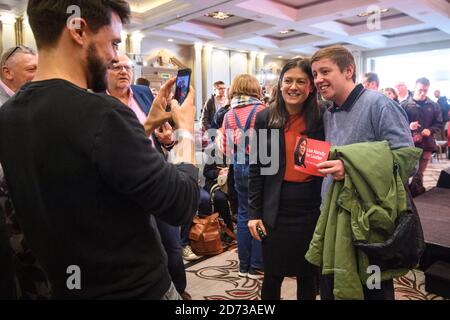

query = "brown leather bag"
[[189, 213, 235, 256]]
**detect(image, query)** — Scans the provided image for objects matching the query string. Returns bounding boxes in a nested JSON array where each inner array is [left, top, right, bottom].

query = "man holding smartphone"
[[0, 0, 198, 300]]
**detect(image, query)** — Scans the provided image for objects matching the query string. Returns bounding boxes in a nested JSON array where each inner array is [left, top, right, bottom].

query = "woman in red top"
[[248, 58, 324, 300]]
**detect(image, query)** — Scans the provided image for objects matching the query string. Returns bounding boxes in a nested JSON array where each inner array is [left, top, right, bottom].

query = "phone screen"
[[174, 69, 191, 105]]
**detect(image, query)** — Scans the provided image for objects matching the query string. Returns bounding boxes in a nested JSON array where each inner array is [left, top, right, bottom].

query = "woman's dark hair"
[[27, 0, 131, 49], [268, 58, 322, 136], [294, 137, 307, 167]]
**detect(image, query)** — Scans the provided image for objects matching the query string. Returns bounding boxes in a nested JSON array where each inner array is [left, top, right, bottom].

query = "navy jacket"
[[131, 84, 154, 116]]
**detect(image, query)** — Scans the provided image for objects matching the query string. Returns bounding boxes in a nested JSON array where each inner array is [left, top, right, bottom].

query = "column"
[[15, 17, 24, 46], [118, 30, 127, 55], [1, 13, 17, 52], [202, 45, 213, 104], [129, 31, 145, 79], [256, 53, 266, 73], [352, 50, 364, 83], [248, 51, 257, 75], [194, 43, 203, 119]]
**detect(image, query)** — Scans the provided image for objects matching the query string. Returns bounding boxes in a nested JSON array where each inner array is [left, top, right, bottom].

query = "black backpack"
[[353, 182, 425, 270]]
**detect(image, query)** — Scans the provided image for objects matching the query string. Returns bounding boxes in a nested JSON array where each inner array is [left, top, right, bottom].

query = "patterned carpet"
[[185, 249, 446, 300]]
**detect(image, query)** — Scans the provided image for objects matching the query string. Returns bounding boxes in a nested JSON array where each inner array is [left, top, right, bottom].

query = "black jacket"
[[402, 97, 443, 151], [437, 96, 449, 122], [249, 108, 324, 228], [0, 79, 199, 299], [200, 95, 216, 131]]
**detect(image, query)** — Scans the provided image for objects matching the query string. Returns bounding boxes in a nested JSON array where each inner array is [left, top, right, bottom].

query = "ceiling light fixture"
[[168, 38, 174, 42], [205, 11, 234, 20], [357, 8, 389, 17], [279, 29, 294, 34]]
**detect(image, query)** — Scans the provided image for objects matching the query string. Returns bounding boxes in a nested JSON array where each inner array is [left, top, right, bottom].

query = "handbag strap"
[[209, 184, 221, 212], [208, 185, 236, 240], [219, 218, 236, 240]]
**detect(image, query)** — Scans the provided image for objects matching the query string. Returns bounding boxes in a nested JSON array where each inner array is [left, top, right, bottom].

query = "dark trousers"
[[211, 189, 233, 230], [0, 210, 15, 299], [417, 151, 432, 179], [262, 273, 317, 300], [156, 219, 186, 294], [198, 187, 212, 215], [319, 274, 395, 300]]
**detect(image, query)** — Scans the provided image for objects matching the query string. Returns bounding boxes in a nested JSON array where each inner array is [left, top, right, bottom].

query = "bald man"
[[395, 81, 412, 103]]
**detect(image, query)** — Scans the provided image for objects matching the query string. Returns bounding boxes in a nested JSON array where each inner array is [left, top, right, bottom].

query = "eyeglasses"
[[109, 65, 132, 72], [3, 46, 22, 64]]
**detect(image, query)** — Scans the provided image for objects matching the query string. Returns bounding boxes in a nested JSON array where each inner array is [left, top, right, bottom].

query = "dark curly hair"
[[27, 0, 130, 49]]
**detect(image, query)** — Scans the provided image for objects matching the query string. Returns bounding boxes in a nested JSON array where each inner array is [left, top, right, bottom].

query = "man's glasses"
[[109, 64, 132, 72]]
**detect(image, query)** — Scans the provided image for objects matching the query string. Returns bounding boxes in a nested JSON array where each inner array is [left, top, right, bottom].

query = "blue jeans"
[[156, 219, 186, 294], [234, 163, 262, 271]]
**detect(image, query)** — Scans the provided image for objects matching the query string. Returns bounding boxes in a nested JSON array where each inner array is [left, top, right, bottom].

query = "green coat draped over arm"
[[305, 141, 421, 300]]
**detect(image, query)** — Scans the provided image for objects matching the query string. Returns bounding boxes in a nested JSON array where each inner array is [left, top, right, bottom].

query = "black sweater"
[[0, 79, 199, 299]]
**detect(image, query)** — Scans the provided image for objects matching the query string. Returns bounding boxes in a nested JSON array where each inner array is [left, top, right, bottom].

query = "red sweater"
[[221, 104, 265, 156]]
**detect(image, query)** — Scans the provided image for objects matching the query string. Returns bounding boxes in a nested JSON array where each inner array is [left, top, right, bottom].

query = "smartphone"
[[256, 226, 267, 240], [174, 68, 191, 105]]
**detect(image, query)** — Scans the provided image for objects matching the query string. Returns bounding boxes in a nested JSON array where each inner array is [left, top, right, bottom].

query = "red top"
[[221, 104, 265, 156]]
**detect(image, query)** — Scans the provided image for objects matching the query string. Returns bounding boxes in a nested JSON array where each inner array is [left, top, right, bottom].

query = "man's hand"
[[155, 122, 174, 145], [421, 128, 431, 137], [409, 121, 421, 131], [144, 77, 176, 136], [317, 160, 345, 181], [171, 86, 196, 134], [248, 219, 266, 241]]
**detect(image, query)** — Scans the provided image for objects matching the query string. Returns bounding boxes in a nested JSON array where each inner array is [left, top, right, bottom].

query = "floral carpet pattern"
[[186, 249, 446, 300]]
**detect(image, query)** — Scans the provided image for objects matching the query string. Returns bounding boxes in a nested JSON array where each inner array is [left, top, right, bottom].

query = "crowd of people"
[[0, 0, 447, 301]]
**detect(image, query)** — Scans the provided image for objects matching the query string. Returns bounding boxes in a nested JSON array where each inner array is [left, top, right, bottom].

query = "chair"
[[435, 140, 448, 161]]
